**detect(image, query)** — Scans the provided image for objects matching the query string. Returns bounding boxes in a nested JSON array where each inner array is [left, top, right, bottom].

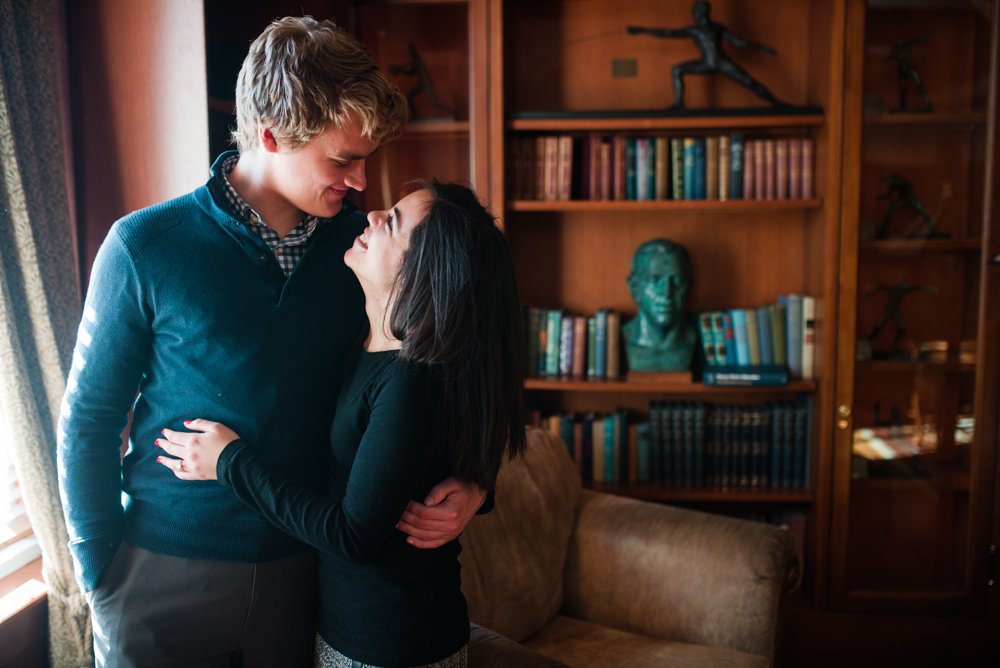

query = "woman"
[[155, 181, 526, 668]]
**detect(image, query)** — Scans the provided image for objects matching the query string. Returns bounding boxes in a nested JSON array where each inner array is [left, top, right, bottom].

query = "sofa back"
[[459, 427, 580, 642]]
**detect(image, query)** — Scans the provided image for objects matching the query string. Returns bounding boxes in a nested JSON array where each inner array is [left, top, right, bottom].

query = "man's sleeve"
[[57, 229, 151, 592]]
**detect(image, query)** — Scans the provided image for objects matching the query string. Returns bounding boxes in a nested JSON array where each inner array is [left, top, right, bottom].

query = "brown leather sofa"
[[461, 426, 802, 668]]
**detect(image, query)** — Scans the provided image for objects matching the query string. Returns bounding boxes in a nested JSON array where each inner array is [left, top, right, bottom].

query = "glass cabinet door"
[[832, 0, 998, 615]]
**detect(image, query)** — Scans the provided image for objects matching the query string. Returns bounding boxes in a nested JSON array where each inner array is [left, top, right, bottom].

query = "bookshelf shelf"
[[863, 111, 987, 129], [510, 198, 822, 212], [855, 360, 976, 374], [402, 120, 469, 135], [584, 481, 815, 503], [507, 114, 825, 133], [525, 377, 818, 394], [859, 238, 982, 253]]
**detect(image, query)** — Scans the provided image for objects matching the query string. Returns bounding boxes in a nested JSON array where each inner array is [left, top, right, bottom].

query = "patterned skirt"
[[313, 634, 468, 668]]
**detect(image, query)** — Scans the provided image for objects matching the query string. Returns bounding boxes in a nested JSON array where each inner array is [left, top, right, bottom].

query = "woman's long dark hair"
[[388, 181, 526, 491]]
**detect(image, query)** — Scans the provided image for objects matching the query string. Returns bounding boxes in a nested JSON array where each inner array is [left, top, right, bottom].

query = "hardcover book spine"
[[606, 311, 621, 379], [770, 302, 787, 366], [649, 402, 662, 485], [578, 137, 592, 201], [571, 316, 587, 377], [544, 310, 562, 375], [729, 133, 745, 199], [612, 136, 627, 200], [535, 308, 548, 375], [594, 310, 608, 379], [635, 138, 649, 201], [654, 136, 670, 200], [558, 314, 574, 376], [670, 137, 685, 200], [599, 140, 612, 200], [705, 135, 719, 200], [775, 139, 788, 199], [682, 137, 696, 200], [763, 139, 775, 200], [788, 138, 801, 199], [586, 317, 597, 378], [525, 306, 542, 375], [588, 136, 601, 201], [694, 402, 706, 486], [718, 134, 730, 201], [801, 138, 814, 198], [660, 403, 672, 485], [534, 136, 547, 201], [636, 421, 651, 483], [698, 312, 717, 366], [753, 140, 765, 200], [756, 307, 774, 366], [731, 309, 750, 366], [581, 413, 595, 481], [560, 414, 575, 459], [557, 135, 573, 201], [738, 407, 752, 487], [744, 308, 762, 366], [702, 365, 790, 386], [591, 416, 605, 483], [759, 408, 771, 488], [671, 403, 684, 486], [604, 416, 616, 482], [710, 311, 728, 366], [801, 295, 816, 381], [693, 137, 706, 200], [625, 139, 637, 201], [573, 418, 584, 478], [645, 138, 656, 201], [544, 136, 559, 201], [780, 295, 803, 379], [743, 139, 755, 201], [722, 312, 738, 364]]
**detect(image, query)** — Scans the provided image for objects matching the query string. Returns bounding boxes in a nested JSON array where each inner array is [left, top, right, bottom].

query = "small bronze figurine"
[[626, 1, 788, 109], [390, 43, 458, 120], [884, 27, 939, 113], [865, 280, 937, 356], [623, 239, 698, 372], [876, 173, 946, 238]]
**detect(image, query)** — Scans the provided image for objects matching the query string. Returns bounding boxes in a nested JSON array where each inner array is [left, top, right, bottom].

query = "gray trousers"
[[88, 542, 317, 668]]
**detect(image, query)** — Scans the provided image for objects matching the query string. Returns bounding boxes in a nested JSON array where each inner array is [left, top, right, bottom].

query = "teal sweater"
[[58, 152, 368, 591]]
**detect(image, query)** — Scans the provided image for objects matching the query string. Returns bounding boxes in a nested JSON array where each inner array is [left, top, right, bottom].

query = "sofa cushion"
[[460, 427, 581, 642], [524, 616, 771, 668], [468, 624, 571, 668]]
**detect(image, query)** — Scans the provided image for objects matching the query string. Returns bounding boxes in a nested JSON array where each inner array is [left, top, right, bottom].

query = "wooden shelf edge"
[[509, 198, 823, 212], [526, 377, 818, 393], [584, 481, 815, 503], [507, 114, 824, 132], [859, 238, 982, 252]]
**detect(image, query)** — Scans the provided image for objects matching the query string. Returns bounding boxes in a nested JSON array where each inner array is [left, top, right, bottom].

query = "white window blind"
[[0, 411, 41, 580]]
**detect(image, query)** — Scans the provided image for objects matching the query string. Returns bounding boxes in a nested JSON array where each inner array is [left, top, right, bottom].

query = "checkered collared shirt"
[[219, 154, 335, 276]]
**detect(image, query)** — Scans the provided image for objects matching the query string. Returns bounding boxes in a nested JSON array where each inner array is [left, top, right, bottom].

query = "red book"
[[753, 139, 765, 200], [801, 138, 814, 198], [763, 139, 775, 200], [775, 139, 789, 199], [612, 136, 627, 200], [788, 138, 801, 199], [599, 140, 612, 200], [743, 140, 754, 201]]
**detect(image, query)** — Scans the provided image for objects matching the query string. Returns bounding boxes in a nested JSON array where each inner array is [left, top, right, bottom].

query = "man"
[[622, 239, 698, 372], [58, 17, 485, 667]]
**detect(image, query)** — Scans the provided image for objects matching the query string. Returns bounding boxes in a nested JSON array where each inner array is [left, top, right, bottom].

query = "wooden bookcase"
[[486, 0, 849, 604]]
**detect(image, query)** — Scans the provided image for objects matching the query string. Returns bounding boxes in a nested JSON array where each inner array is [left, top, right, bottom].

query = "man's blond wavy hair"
[[232, 16, 408, 153]]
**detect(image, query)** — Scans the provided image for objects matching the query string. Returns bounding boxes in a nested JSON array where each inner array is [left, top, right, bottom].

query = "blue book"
[[769, 402, 783, 489], [636, 421, 652, 483], [702, 364, 789, 387], [698, 312, 717, 366], [594, 310, 608, 378], [682, 138, 696, 200], [544, 310, 562, 376], [781, 402, 794, 488], [692, 137, 706, 199], [694, 402, 706, 486], [729, 133, 745, 199], [617, 410, 629, 483], [710, 311, 728, 366], [730, 309, 750, 366], [779, 294, 803, 379], [722, 312, 738, 364], [795, 395, 813, 488], [560, 413, 576, 459], [626, 139, 637, 200], [649, 402, 662, 484], [756, 307, 774, 365], [645, 139, 656, 200], [558, 315, 574, 376], [586, 317, 597, 378], [581, 412, 595, 481]]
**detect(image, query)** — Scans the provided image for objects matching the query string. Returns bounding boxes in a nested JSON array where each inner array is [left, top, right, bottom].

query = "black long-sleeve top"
[[216, 347, 468, 667]]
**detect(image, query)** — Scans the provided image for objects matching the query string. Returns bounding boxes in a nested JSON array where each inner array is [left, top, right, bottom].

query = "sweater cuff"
[[68, 533, 122, 593], [216, 439, 251, 487]]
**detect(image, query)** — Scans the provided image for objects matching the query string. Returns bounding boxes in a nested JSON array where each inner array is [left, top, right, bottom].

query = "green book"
[[544, 310, 562, 376], [770, 303, 788, 366]]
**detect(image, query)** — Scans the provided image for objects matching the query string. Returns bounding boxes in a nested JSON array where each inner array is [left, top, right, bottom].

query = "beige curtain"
[[0, 0, 92, 665]]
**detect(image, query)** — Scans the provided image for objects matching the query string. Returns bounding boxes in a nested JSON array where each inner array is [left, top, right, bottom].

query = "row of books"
[[524, 307, 622, 379], [698, 294, 817, 382], [509, 134, 815, 202], [537, 397, 813, 489]]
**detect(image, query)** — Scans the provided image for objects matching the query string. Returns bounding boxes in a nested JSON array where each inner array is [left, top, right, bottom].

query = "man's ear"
[[258, 127, 280, 154], [626, 274, 638, 301]]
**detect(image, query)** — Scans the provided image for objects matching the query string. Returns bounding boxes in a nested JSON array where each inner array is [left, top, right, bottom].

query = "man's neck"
[[228, 152, 303, 239]]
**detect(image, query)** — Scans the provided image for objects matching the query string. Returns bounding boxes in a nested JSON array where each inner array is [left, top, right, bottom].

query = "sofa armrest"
[[562, 489, 801, 661], [468, 624, 571, 668]]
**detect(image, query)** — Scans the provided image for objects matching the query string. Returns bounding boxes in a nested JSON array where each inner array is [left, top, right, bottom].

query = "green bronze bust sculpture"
[[623, 239, 698, 372]]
